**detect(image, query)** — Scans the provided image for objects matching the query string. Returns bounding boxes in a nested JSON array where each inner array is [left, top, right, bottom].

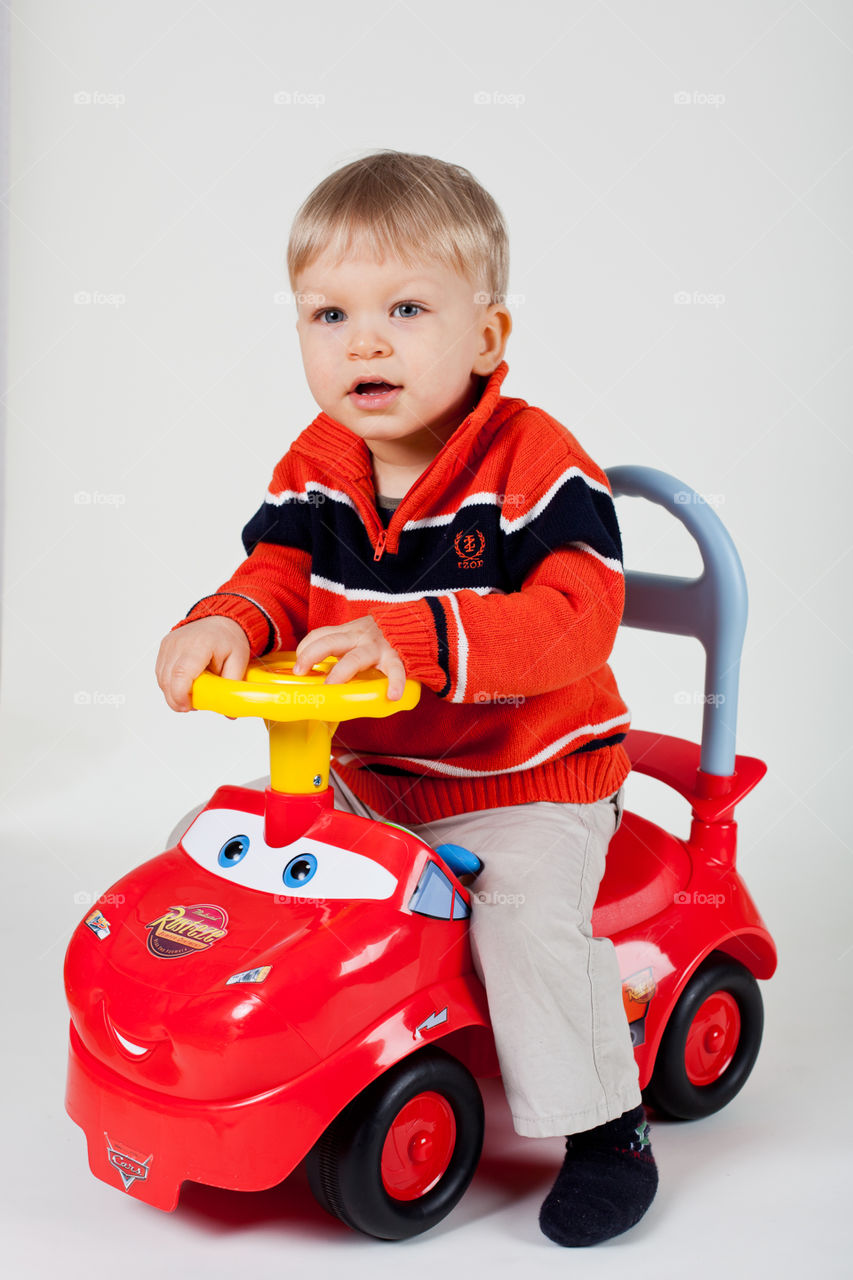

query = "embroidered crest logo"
[[145, 903, 228, 959], [454, 529, 485, 568]]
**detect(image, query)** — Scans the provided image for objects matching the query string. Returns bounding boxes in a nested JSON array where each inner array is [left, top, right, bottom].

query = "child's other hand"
[[155, 617, 250, 712], [292, 616, 407, 700]]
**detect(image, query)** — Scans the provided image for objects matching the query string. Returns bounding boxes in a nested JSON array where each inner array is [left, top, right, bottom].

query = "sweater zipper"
[[370, 444, 448, 562], [369, 415, 472, 561]]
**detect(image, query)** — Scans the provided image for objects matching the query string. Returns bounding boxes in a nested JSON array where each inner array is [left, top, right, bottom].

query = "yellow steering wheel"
[[191, 651, 421, 794]]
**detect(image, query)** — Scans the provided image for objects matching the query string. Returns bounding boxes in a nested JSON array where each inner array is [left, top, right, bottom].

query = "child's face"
[[293, 246, 510, 456]]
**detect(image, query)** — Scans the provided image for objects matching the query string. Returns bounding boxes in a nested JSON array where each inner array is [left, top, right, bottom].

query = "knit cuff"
[[172, 592, 284, 656], [368, 599, 439, 682]]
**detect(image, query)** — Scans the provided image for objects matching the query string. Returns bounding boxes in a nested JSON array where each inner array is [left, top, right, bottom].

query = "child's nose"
[[349, 325, 392, 358]]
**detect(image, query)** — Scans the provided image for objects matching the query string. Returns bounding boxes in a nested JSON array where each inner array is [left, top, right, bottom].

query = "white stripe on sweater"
[[499, 466, 610, 534], [267, 467, 611, 533], [401, 469, 609, 532], [311, 574, 499, 603], [443, 591, 469, 702], [566, 541, 623, 574], [265, 481, 357, 509], [265, 472, 622, 576], [335, 711, 632, 776]]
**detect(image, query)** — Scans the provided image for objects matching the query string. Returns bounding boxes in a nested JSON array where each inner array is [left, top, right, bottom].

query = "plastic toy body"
[[65, 781, 494, 1213], [64, 466, 777, 1238]]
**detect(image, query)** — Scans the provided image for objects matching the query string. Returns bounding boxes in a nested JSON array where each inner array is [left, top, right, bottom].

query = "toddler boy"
[[156, 149, 658, 1246]]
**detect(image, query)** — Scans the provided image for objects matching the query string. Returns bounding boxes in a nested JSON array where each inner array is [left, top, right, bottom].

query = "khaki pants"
[[167, 772, 642, 1139]]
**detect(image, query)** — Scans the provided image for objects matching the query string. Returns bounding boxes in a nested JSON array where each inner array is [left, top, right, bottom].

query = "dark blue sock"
[[539, 1104, 658, 1246]]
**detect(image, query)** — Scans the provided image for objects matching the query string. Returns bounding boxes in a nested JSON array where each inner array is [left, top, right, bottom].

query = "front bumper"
[[65, 973, 492, 1210], [65, 1022, 317, 1209]]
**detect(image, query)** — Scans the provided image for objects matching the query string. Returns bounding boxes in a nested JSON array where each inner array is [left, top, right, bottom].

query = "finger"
[[294, 626, 337, 664], [220, 649, 249, 682], [292, 650, 321, 675], [170, 665, 196, 712], [293, 633, 353, 674], [323, 644, 396, 689], [171, 650, 212, 712], [155, 635, 179, 691], [163, 671, 190, 713], [321, 649, 364, 685], [219, 650, 247, 719], [380, 652, 407, 700], [292, 639, 324, 673]]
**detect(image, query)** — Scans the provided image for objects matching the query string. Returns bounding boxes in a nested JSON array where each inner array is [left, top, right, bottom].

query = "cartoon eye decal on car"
[[283, 853, 317, 888], [218, 835, 250, 868], [181, 808, 398, 900]]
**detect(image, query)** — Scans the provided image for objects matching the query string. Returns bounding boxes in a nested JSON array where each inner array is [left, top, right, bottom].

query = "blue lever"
[[435, 843, 482, 877]]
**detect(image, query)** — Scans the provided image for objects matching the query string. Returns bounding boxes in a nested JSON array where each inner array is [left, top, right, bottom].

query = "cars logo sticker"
[[145, 903, 228, 959], [85, 909, 110, 939], [104, 1132, 152, 1191]]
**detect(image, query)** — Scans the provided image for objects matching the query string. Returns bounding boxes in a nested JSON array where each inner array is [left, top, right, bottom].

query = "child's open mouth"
[[348, 380, 401, 409]]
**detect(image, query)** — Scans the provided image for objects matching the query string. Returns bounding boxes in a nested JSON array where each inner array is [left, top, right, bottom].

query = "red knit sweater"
[[174, 362, 632, 825]]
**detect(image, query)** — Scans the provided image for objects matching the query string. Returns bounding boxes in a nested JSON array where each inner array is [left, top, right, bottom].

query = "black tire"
[[305, 1046, 484, 1240], [643, 953, 764, 1121]]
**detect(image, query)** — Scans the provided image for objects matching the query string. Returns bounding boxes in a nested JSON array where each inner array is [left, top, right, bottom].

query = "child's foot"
[[539, 1104, 658, 1247]]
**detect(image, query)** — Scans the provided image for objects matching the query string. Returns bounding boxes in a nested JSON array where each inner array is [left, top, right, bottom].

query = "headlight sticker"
[[226, 965, 272, 986]]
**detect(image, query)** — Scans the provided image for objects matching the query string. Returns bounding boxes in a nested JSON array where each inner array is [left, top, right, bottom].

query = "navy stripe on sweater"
[[241, 471, 622, 598], [425, 596, 451, 697]]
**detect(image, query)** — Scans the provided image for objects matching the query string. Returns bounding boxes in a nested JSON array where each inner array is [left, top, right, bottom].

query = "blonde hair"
[[287, 150, 509, 305]]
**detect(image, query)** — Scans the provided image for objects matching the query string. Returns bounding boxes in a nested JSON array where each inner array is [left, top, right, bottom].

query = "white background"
[[1, 2, 850, 1275]]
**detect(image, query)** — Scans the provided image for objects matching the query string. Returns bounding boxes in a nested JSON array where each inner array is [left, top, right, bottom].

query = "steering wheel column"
[[191, 652, 421, 846]]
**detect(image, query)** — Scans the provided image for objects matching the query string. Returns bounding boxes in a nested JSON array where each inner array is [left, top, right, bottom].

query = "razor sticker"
[[145, 903, 228, 959]]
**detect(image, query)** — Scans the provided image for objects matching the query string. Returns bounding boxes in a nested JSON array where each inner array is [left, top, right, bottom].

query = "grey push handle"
[[605, 466, 748, 778]]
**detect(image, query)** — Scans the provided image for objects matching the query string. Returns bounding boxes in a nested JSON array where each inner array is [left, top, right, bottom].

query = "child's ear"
[[472, 304, 512, 374]]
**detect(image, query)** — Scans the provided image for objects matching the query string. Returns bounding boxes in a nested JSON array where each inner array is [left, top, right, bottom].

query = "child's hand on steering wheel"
[[156, 616, 250, 712], [292, 615, 407, 700]]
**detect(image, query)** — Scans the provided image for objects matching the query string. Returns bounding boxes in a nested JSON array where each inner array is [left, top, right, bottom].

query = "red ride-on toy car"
[[63, 465, 776, 1239]]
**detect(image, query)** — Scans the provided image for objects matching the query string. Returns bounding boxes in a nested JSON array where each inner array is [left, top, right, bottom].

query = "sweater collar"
[[292, 360, 512, 485]]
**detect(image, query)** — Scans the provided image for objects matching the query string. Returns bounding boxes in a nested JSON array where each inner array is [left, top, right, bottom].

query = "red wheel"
[[684, 991, 742, 1086], [380, 1091, 457, 1200], [305, 1047, 483, 1239], [643, 953, 764, 1120]]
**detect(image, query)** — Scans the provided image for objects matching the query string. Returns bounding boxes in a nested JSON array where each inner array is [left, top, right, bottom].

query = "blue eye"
[[218, 835, 250, 868], [282, 852, 317, 888]]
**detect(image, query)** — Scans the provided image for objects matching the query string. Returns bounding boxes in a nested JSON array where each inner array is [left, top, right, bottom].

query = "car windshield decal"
[[409, 860, 470, 920]]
